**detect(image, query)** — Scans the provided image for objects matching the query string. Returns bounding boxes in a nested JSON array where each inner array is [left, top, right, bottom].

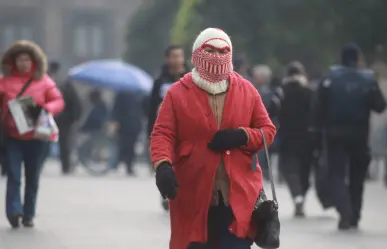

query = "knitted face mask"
[[192, 48, 233, 83]]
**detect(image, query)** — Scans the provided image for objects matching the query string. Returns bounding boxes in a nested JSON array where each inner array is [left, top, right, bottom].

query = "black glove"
[[27, 105, 42, 122], [155, 162, 179, 200], [207, 128, 248, 151]]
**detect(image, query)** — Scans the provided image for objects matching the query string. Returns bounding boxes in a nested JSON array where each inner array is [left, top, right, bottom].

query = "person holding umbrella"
[[150, 28, 276, 249]]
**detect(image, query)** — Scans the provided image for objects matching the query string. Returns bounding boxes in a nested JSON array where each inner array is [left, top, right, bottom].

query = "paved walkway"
[[0, 162, 386, 249]]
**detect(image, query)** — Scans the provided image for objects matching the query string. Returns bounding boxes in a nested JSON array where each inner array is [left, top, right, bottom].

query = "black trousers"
[[1, 159, 6, 176], [279, 144, 313, 199], [115, 131, 140, 173], [58, 124, 76, 174], [326, 137, 370, 222], [0, 149, 6, 176], [188, 194, 251, 249]]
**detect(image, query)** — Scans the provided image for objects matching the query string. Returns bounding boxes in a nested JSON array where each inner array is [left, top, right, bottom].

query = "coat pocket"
[[236, 149, 256, 171], [173, 142, 194, 166]]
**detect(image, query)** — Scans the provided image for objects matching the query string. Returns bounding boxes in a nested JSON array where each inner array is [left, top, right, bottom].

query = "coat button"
[[226, 150, 230, 155]]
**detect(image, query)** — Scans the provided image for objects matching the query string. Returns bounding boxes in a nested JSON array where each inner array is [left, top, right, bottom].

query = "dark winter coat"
[[277, 75, 313, 150], [147, 64, 189, 137], [312, 65, 386, 139], [255, 83, 281, 141], [56, 82, 82, 127], [111, 91, 143, 135]]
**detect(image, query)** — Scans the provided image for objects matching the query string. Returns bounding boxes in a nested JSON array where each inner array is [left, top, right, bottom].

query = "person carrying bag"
[[0, 40, 64, 228]]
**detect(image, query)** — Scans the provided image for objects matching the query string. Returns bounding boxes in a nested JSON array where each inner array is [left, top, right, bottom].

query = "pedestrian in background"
[[147, 44, 188, 138], [78, 89, 108, 167], [0, 40, 64, 228], [251, 65, 281, 180], [50, 62, 82, 175], [110, 90, 143, 176], [313, 43, 386, 229], [277, 61, 314, 217], [233, 55, 251, 80], [147, 44, 188, 210], [150, 28, 276, 249]]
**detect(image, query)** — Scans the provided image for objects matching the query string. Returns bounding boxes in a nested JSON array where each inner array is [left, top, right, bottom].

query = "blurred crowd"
[[44, 62, 146, 176], [0, 36, 386, 235]]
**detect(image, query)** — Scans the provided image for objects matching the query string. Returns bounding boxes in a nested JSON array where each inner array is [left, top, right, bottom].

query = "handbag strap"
[[2, 77, 34, 124], [258, 128, 278, 204], [17, 77, 34, 98]]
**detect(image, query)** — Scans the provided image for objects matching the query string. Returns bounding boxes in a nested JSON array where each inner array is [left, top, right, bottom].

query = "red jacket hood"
[[1, 40, 47, 81]]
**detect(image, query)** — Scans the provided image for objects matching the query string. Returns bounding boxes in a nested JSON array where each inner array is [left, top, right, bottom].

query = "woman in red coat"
[[150, 28, 276, 249], [0, 40, 64, 228]]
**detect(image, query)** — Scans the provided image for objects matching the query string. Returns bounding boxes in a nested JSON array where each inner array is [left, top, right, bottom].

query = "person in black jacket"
[[277, 61, 314, 217], [147, 45, 188, 211], [109, 90, 143, 176], [51, 62, 82, 175], [313, 43, 386, 230], [147, 45, 189, 138], [55, 80, 82, 174]]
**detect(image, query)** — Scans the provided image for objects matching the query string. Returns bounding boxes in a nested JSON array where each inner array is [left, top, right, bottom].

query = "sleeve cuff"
[[153, 159, 171, 169], [238, 127, 250, 145]]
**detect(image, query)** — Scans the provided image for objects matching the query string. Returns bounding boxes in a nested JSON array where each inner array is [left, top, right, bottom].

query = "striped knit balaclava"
[[191, 28, 233, 83]]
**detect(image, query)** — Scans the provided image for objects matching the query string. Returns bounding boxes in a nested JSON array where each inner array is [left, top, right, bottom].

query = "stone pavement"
[[0, 161, 386, 249]]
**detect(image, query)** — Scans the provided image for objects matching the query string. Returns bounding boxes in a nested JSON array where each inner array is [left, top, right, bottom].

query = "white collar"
[[191, 68, 229, 95]]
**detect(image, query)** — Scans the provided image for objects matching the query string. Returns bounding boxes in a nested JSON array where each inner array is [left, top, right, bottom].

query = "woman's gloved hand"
[[156, 162, 179, 200], [207, 128, 248, 151]]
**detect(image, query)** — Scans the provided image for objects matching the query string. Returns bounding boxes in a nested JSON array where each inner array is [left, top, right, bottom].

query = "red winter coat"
[[151, 72, 276, 249], [0, 40, 64, 140]]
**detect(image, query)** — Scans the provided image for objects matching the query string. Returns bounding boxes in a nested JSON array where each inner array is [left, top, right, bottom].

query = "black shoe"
[[338, 218, 351, 230], [294, 202, 305, 218], [7, 215, 20, 229], [62, 170, 71, 175], [126, 168, 135, 176], [22, 217, 34, 228], [1, 167, 6, 176], [350, 219, 359, 229], [162, 199, 169, 211]]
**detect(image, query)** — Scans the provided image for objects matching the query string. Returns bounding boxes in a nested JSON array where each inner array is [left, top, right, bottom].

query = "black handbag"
[[0, 77, 34, 149], [252, 128, 280, 249]]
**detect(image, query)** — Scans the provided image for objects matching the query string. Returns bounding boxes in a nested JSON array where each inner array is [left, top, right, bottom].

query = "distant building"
[[0, 0, 142, 72]]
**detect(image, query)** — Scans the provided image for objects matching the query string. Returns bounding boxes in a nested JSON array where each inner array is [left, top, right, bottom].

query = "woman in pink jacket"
[[0, 40, 64, 228]]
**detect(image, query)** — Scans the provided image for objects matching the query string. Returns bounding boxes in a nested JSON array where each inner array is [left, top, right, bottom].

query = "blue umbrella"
[[68, 60, 153, 93]]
